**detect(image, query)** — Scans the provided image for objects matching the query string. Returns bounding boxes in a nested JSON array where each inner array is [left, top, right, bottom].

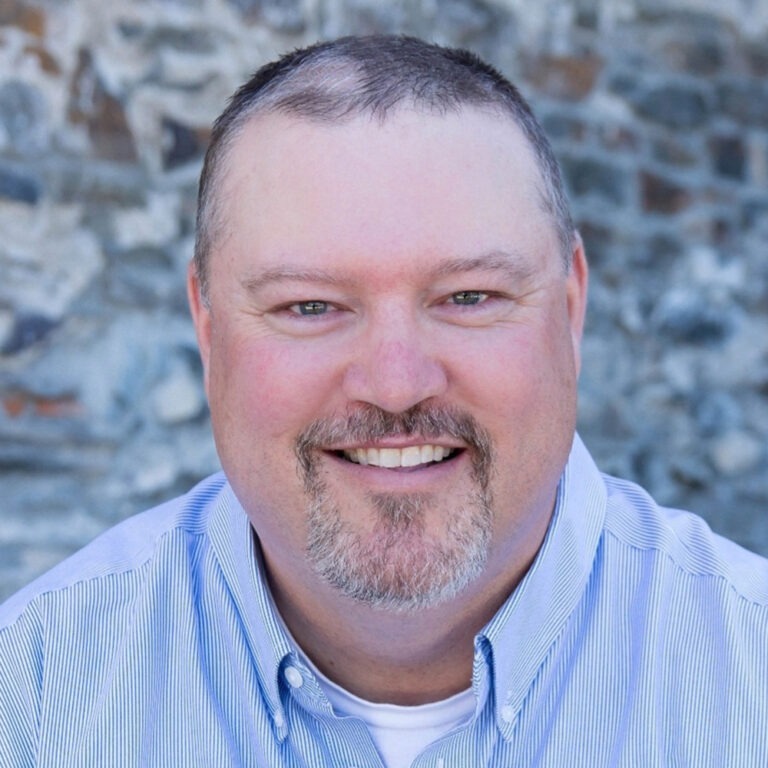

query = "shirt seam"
[[601, 523, 768, 609], [0, 523, 211, 635]]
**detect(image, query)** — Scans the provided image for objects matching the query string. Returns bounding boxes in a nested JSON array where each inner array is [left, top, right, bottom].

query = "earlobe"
[[187, 261, 212, 395], [566, 233, 589, 376]]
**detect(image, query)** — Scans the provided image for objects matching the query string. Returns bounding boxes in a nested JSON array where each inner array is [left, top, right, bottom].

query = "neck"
[[264, 551, 532, 705]]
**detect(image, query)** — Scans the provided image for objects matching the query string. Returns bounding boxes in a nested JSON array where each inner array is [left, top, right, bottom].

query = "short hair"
[[193, 35, 575, 301]]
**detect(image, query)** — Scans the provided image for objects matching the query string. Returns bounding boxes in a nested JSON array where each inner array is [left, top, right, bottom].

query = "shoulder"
[[0, 472, 230, 630], [600, 472, 768, 607]]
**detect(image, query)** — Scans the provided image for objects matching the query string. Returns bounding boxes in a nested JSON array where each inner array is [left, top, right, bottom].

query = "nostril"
[[341, 349, 449, 415]]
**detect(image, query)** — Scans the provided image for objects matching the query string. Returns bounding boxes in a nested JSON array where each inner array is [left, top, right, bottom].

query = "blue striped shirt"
[[2, 435, 767, 766]]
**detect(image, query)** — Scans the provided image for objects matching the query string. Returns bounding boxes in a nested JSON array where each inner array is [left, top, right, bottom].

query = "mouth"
[[334, 444, 462, 469]]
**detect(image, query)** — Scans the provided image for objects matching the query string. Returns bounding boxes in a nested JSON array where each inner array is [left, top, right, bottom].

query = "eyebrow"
[[242, 267, 347, 294], [429, 250, 538, 283], [241, 249, 538, 294]]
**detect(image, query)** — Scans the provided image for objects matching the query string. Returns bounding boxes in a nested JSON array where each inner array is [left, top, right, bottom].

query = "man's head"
[[188, 35, 588, 614], [193, 35, 576, 304]]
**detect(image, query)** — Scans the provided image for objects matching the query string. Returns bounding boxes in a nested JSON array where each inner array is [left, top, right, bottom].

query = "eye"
[[449, 291, 488, 306], [290, 300, 331, 316]]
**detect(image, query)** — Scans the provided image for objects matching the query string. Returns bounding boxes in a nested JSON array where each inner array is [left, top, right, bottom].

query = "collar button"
[[284, 665, 304, 689]]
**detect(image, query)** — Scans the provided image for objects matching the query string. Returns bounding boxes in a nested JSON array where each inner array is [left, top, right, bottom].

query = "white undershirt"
[[301, 646, 476, 768]]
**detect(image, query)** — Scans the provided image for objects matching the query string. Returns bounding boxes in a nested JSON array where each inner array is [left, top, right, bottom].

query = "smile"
[[341, 445, 459, 468]]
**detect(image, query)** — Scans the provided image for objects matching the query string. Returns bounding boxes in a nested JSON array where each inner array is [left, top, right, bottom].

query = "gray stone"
[[152, 365, 205, 424], [652, 290, 732, 345], [110, 193, 182, 250], [145, 25, 217, 53], [631, 83, 711, 129], [0, 313, 59, 356], [718, 80, 768, 128], [540, 111, 588, 141], [710, 431, 764, 476], [161, 118, 208, 170], [225, 0, 307, 32], [106, 247, 179, 308], [426, 0, 512, 45], [0, 166, 41, 204], [711, 134, 746, 180], [560, 155, 631, 206], [652, 136, 700, 167], [0, 203, 104, 319], [747, 39, 768, 77], [692, 390, 743, 436], [0, 80, 49, 156]]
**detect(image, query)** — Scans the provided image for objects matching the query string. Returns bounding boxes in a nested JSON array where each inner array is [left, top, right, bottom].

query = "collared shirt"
[[1, 435, 767, 767]]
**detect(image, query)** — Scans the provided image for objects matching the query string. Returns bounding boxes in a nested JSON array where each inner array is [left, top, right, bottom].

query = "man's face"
[[190, 107, 588, 611]]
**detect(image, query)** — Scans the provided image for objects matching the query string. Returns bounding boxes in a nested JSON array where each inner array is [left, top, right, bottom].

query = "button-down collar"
[[479, 435, 606, 740]]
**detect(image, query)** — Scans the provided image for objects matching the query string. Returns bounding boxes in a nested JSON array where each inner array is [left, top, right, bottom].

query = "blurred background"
[[1, 0, 766, 601]]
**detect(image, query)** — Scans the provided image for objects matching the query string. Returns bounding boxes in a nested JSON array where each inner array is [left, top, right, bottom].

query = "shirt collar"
[[479, 433, 607, 740], [208, 481, 294, 741]]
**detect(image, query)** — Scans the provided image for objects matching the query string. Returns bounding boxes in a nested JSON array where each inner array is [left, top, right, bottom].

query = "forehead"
[[215, 106, 558, 276]]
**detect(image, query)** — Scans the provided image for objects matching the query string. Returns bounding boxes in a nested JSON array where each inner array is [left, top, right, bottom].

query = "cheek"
[[455, 329, 557, 404], [451, 319, 578, 455], [209, 333, 345, 441]]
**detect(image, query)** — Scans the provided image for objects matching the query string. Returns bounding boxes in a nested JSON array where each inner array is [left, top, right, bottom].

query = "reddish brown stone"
[[1, 391, 81, 419], [641, 171, 692, 214], [523, 53, 603, 100], [68, 49, 137, 163], [23, 43, 60, 74], [2, 393, 26, 418], [652, 137, 699, 168], [597, 125, 639, 152], [34, 395, 81, 418], [0, 1, 45, 37]]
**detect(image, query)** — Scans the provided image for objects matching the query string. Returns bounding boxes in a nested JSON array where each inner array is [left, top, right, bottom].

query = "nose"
[[342, 309, 448, 414]]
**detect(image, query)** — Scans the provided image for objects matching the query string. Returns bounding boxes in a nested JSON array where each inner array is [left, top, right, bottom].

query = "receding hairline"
[[217, 98, 552, 213]]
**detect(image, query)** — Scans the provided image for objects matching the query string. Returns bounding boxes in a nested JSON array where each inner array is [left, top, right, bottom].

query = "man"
[[1, 35, 766, 767]]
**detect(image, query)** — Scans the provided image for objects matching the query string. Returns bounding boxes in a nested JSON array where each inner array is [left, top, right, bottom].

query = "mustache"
[[295, 403, 494, 487]]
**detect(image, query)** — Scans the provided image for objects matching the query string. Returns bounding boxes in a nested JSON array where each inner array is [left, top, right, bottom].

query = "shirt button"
[[284, 666, 304, 688], [501, 705, 515, 723], [273, 711, 285, 728]]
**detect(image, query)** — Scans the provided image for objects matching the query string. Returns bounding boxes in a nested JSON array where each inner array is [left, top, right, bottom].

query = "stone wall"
[[1, 0, 766, 600]]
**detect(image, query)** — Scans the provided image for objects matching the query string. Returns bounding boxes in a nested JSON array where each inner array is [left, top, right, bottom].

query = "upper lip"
[[323, 437, 466, 451]]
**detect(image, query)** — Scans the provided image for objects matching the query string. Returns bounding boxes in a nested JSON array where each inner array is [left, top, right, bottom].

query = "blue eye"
[[451, 291, 487, 306], [292, 301, 329, 315]]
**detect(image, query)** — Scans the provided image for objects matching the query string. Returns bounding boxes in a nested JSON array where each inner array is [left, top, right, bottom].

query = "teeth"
[[343, 445, 455, 468], [401, 446, 422, 467], [379, 448, 400, 468]]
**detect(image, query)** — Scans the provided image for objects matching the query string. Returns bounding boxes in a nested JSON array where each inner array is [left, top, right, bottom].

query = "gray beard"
[[296, 404, 495, 612]]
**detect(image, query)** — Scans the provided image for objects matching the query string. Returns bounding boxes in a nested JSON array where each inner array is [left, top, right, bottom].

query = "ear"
[[565, 232, 589, 377], [187, 261, 212, 396]]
